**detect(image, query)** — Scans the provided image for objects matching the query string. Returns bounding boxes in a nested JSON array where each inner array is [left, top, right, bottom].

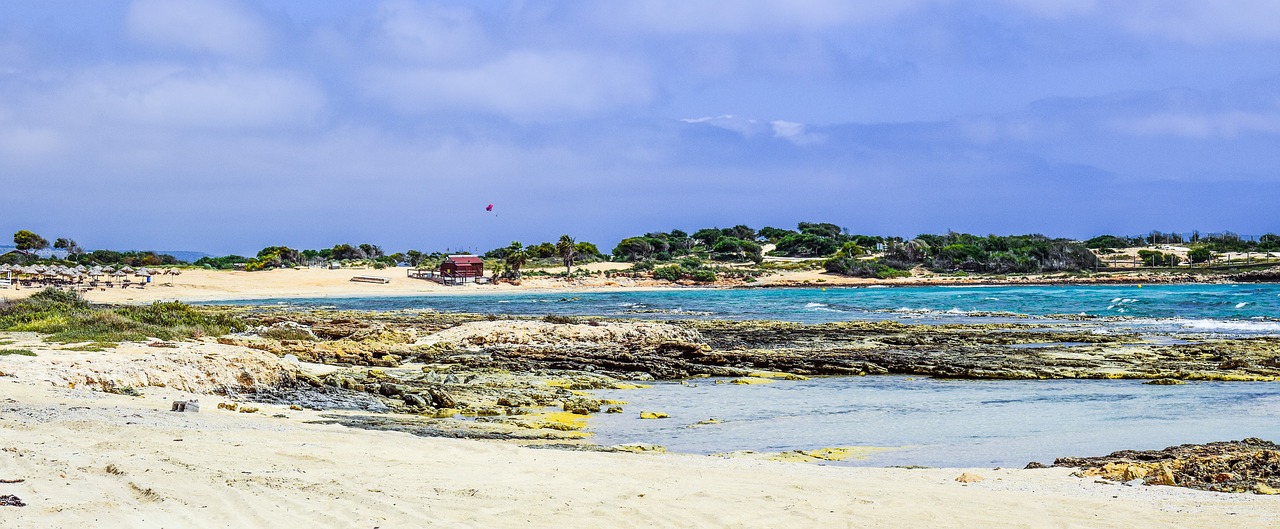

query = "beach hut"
[[440, 255, 484, 284]]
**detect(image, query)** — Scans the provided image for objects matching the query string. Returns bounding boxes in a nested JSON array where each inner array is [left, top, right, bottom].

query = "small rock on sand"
[[955, 473, 985, 483]]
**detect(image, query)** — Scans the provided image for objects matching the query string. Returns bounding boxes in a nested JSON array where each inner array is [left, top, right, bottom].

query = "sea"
[[214, 284, 1280, 466]]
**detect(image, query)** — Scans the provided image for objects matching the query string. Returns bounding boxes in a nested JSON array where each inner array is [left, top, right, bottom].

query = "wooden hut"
[[440, 255, 484, 283]]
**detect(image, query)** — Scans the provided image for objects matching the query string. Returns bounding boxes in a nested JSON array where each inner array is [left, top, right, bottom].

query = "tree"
[[557, 235, 577, 275], [836, 242, 865, 258], [773, 233, 839, 257], [330, 244, 365, 260], [13, 230, 49, 251], [574, 241, 601, 259], [405, 250, 425, 267], [1187, 247, 1213, 264], [612, 237, 656, 261], [53, 237, 84, 256], [504, 242, 528, 278]]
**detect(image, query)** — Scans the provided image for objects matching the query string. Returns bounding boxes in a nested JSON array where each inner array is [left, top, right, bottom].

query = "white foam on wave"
[[1235, 302, 1249, 309], [805, 302, 828, 308], [1136, 318, 1280, 334]]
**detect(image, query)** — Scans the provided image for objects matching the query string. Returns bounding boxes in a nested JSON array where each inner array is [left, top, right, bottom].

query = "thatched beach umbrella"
[[120, 265, 135, 274], [135, 267, 151, 277], [102, 266, 115, 274]]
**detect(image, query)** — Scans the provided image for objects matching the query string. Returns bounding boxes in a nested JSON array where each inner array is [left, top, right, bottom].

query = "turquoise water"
[[589, 377, 1280, 468], [224, 283, 1280, 335]]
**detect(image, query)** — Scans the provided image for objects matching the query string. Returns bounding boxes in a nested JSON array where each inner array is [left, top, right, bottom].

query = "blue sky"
[[3, 1, 1280, 255]]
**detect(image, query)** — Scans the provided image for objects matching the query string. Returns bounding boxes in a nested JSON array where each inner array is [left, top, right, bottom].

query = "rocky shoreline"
[[1048, 438, 1280, 495], [196, 309, 1278, 463], [5, 305, 1278, 493]]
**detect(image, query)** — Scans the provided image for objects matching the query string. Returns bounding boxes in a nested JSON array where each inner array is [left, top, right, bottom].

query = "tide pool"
[[588, 376, 1280, 468]]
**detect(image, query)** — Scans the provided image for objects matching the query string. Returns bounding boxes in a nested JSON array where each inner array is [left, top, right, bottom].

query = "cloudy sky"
[[4, 1, 1280, 255]]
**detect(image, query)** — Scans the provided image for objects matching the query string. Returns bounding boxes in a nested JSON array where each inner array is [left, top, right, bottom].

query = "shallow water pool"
[[587, 376, 1280, 468]]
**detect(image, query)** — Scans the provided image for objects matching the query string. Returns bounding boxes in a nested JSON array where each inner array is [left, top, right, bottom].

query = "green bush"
[[652, 265, 683, 282], [691, 269, 717, 282], [0, 289, 245, 342], [824, 258, 910, 279], [1187, 247, 1213, 264], [773, 233, 839, 257]]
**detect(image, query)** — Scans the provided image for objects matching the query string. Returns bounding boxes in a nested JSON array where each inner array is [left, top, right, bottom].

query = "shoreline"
[[4, 380, 1273, 528], [0, 264, 1262, 306], [3, 296, 1279, 525]]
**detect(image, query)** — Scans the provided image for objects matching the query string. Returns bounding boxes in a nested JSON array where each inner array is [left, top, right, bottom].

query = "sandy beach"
[[2, 376, 1276, 528], [1, 261, 1214, 306]]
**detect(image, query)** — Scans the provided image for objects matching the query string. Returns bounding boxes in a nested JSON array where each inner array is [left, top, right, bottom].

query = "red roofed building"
[[441, 255, 484, 283]]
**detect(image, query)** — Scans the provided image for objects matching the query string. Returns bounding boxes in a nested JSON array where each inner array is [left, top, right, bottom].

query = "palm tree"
[[504, 242, 527, 279], [556, 235, 576, 275]]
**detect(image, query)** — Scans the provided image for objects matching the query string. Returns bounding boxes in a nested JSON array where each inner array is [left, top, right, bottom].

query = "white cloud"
[[771, 120, 825, 145], [370, 0, 493, 65], [126, 0, 272, 59], [23, 65, 326, 131], [1110, 111, 1280, 138], [1111, 1, 1280, 43], [587, 0, 929, 34], [0, 126, 62, 161], [1002, 0, 1097, 18], [681, 115, 768, 136], [365, 50, 654, 120]]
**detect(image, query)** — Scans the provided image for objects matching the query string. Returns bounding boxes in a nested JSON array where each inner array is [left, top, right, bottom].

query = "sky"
[[3, 1, 1280, 255]]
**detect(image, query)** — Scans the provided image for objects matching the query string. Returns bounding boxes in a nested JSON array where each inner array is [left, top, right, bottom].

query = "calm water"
[[589, 377, 1280, 468], [223, 283, 1280, 335], [218, 284, 1280, 465]]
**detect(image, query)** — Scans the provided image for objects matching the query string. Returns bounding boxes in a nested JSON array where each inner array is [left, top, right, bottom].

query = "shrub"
[[0, 290, 245, 342], [825, 258, 910, 279], [652, 265, 683, 282], [773, 233, 839, 257], [543, 314, 578, 324], [691, 269, 717, 282], [1187, 247, 1213, 264]]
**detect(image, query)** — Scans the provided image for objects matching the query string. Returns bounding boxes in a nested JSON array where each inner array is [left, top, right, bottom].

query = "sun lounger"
[[349, 275, 391, 284]]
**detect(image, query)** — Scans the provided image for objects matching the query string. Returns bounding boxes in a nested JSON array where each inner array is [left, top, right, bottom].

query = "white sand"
[[1, 377, 1275, 528]]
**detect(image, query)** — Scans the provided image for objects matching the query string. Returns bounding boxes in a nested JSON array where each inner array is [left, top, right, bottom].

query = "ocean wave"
[[1235, 302, 1249, 309], [805, 302, 828, 308], [1153, 318, 1280, 334]]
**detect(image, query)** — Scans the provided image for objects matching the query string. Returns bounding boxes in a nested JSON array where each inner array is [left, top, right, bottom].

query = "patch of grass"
[[0, 339, 13, 346], [259, 327, 315, 341], [0, 289, 246, 342], [60, 342, 118, 352], [105, 464, 125, 475], [0, 349, 35, 357]]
